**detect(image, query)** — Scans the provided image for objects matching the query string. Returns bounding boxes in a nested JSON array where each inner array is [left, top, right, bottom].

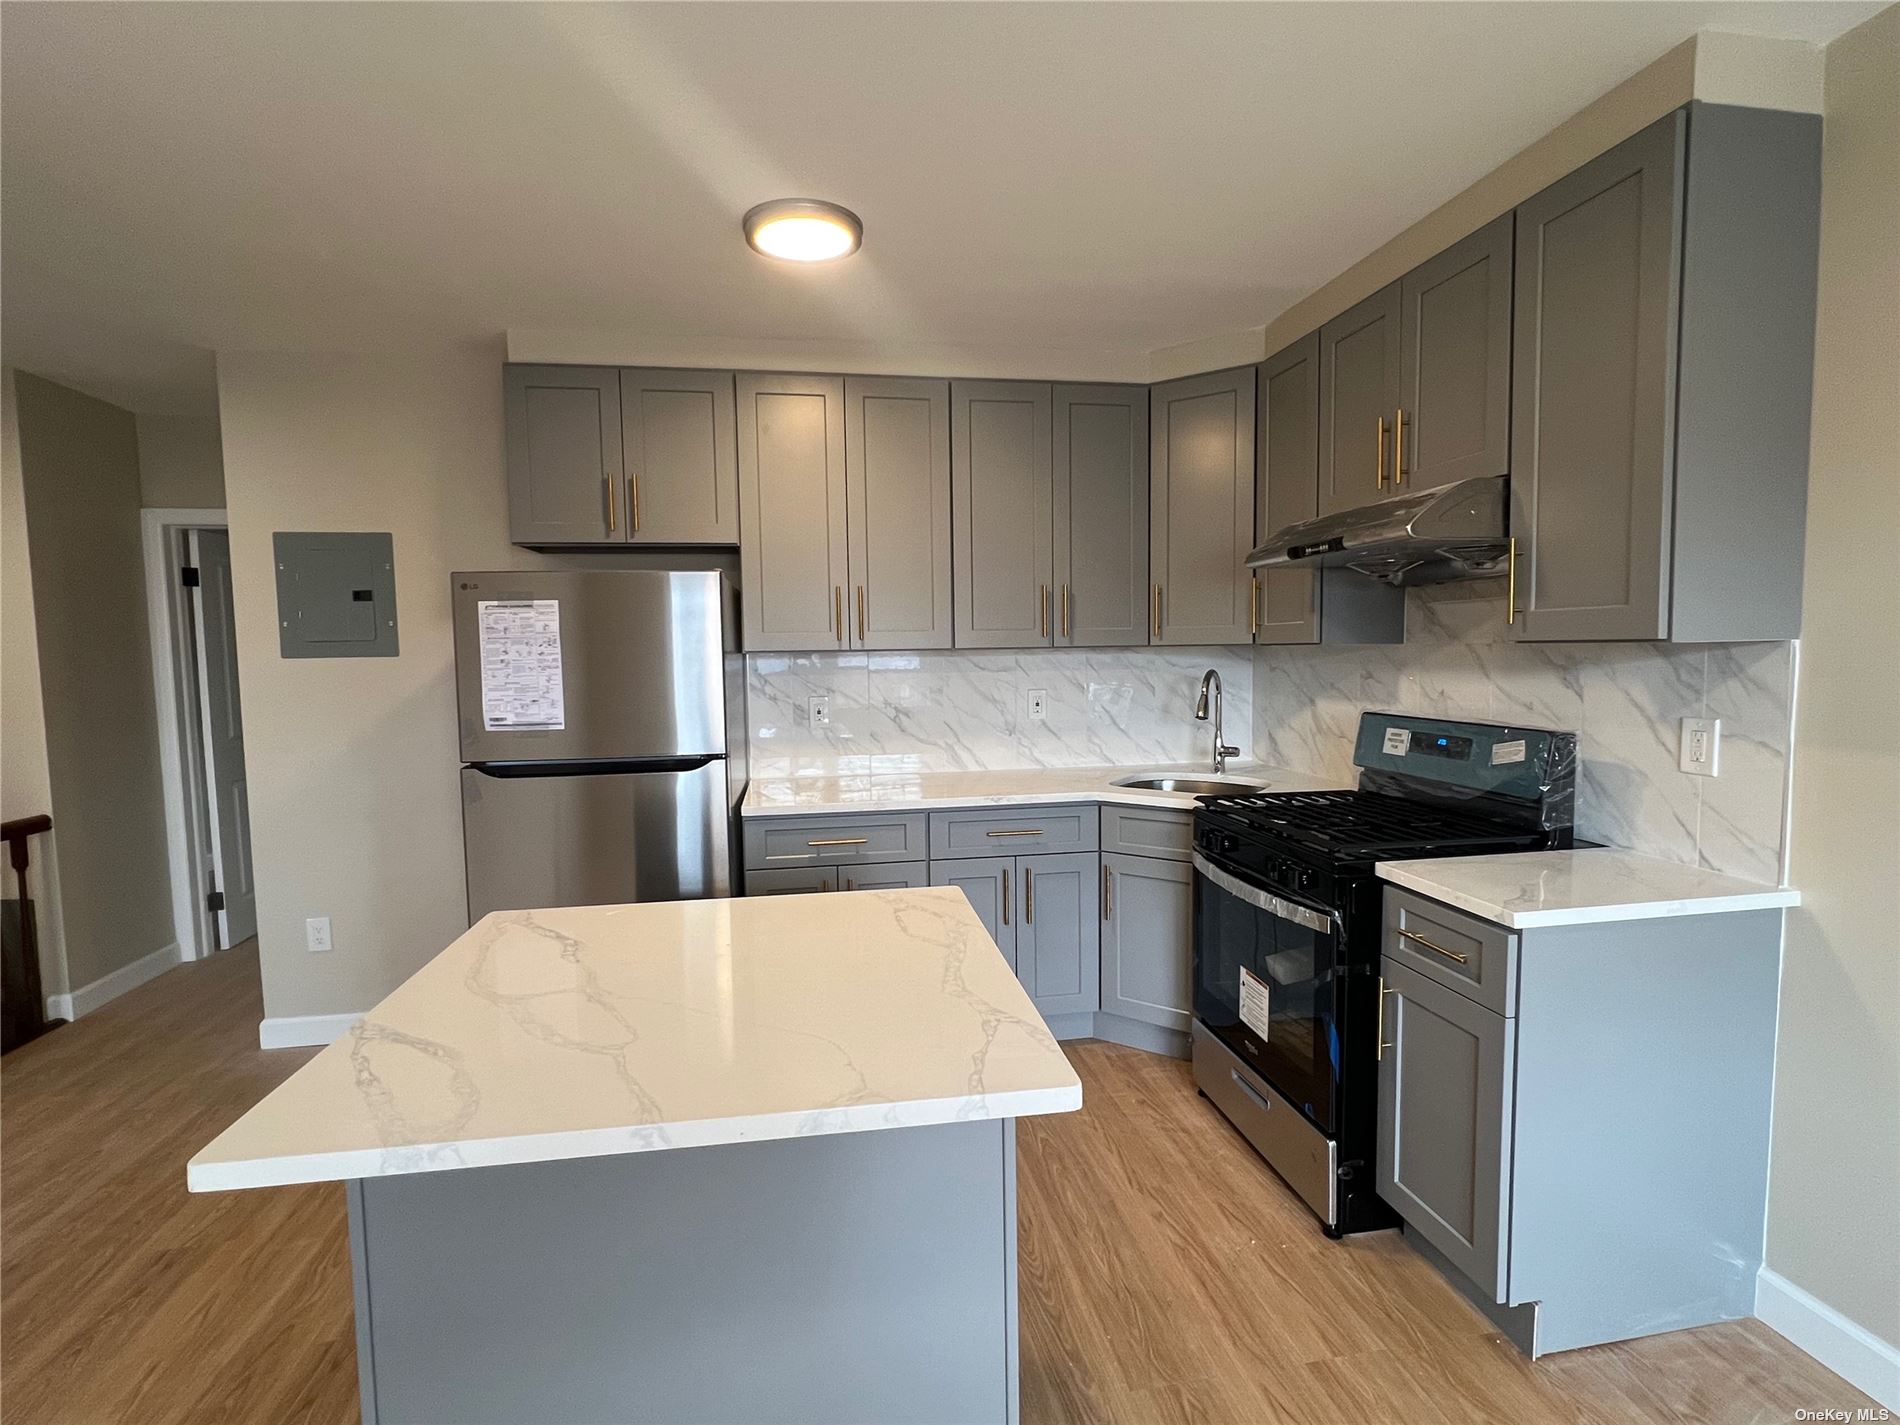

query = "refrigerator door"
[[461, 759, 733, 921], [452, 570, 733, 764]]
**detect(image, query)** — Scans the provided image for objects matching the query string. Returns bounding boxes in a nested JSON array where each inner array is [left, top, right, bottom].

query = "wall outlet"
[[808, 695, 831, 728], [1027, 689, 1047, 722], [305, 916, 333, 953], [1679, 717, 1721, 777]]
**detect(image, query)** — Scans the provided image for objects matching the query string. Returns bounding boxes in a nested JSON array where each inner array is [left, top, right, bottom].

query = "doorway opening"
[[141, 509, 257, 961]]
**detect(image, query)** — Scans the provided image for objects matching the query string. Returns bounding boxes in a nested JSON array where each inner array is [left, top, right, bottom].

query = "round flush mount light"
[[743, 199, 863, 262]]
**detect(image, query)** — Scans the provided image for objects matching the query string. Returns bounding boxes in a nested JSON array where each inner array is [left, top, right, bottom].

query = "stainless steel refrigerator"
[[450, 569, 747, 922]]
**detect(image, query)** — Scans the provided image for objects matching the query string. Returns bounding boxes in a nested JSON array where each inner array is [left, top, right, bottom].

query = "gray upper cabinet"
[[1399, 213, 1513, 490], [504, 365, 622, 545], [738, 373, 850, 652], [1318, 283, 1402, 514], [952, 381, 1053, 649], [1099, 851, 1194, 1033], [619, 369, 739, 545], [1255, 336, 1320, 644], [1054, 385, 1149, 647], [846, 377, 953, 650], [1150, 367, 1256, 646]]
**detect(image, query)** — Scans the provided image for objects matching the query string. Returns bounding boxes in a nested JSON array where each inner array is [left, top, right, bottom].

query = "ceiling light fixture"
[[743, 199, 862, 263]]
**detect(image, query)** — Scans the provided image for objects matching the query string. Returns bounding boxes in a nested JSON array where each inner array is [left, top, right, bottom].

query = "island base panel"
[[348, 1119, 1019, 1425]]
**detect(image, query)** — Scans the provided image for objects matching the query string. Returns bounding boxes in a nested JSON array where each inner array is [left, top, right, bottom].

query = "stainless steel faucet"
[[1194, 668, 1241, 774]]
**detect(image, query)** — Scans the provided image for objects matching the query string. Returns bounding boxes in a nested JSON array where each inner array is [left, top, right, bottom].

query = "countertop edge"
[[1374, 860, 1802, 930]]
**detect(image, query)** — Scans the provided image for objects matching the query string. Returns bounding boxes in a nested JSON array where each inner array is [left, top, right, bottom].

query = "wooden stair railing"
[[3, 813, 63, 1053]]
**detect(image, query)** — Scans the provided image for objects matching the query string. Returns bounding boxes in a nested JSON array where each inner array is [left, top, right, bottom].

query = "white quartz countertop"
[[1376, 848, 1801, 929], [742, 761, 1340, 818], [188, 888, 1081, 1193]]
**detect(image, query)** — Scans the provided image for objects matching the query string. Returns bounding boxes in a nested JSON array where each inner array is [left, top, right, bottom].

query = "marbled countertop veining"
[[188, 889, 1081, 1193], [1375, 848, 1800, 929], [742, 761, 1341, 818]]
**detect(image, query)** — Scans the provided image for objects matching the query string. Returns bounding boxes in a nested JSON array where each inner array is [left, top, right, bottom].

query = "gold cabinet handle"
[[1376, 977, 1395, 1060], [1250, 575, 1260, 638], [985, 828, 1045, 838], [1151, 584, 1162, 640], [1039, 583, 1049, 640], [1397, 927, 1470, 964], [629, 472, 641, 532], [1506, 536, 1519, 627], [1101, 863, 1112, 921], [1024, 865, 1034, 924], [1061, 583, 1070, 639], [1376, 415, 1388, 490], [807, 837, 870, 847], [833, 586, 844, 643], [845, 878, 855, 891], [1002, 868, 1011, 927], [603, 475, 618, 533], [1393, 407, 1407, 487], [857, 585, 867, 643]]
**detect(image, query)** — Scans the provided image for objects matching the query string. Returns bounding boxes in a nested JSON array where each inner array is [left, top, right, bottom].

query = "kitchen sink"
[[1112, 775, 1263, 796]]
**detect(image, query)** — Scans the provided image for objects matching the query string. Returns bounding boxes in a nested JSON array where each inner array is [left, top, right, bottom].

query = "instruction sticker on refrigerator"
[[477, 600, 565, 731], [1238, 966, 1272, 1041]]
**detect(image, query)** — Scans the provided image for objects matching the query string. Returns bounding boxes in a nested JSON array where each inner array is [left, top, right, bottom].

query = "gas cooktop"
[[1195, 787, 1554, 863]]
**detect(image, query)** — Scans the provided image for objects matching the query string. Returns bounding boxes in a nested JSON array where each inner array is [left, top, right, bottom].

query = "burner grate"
[[1199, 788, 1545, 859]]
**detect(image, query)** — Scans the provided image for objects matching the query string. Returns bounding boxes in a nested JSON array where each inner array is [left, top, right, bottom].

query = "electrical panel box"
[[273, 531, 399, 658]]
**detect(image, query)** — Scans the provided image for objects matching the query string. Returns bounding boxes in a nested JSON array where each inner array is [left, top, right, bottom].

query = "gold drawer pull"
[[808, 837, 870, 847], [1024, 865, 1034, 924], [985, 828, 1045, 837], [1376, 977, 1395, 1060], [1101, 864, 1112, 921], [604, 475, 618, 533], [1002, 867, 1011, 926], [1061, 583, 1070, 638], [1397, 927, 1470, 964], [833, 586, 844, 643]]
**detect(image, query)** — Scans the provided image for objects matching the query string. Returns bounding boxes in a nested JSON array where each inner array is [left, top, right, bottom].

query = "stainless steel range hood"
[[1246, 476, 1510, 587]]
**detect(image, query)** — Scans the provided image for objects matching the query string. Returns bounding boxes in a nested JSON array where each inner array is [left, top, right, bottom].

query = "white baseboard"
[[45, 941, 182, 1021], [1758, 1267, 1900, 1410], [258, 1012, 364, 1050]]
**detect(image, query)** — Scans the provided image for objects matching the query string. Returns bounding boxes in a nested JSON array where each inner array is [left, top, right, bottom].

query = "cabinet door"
[[1053, 384, 1148, 647], [504, 365, 622, 545], [1510, 111, 1684, 642], [931, 857, 1016, 971], [952, 381, 1053, 649], [1255, 336, 1321, 644], [1318, 283, 1402, 513], [839, 862, 930, 893], [845, 377, 952, 650], [1099, 852, 1193, 1032], [1150, 368, 1256, 646], [1399, 214, 1514, 492], [745, 866, 838, 895], [1377, 959, 1515, 1301], [620, 369, 739, 545], [1016, 853, 1101, 1017], [738, 373, 849, 652]]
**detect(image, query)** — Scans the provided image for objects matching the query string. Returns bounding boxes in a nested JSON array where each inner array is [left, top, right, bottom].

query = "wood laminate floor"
[[1, 943, 1874, 1424]]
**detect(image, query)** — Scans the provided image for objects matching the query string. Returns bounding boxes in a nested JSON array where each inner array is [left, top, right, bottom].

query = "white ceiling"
[[1, 1, 1880, 413]]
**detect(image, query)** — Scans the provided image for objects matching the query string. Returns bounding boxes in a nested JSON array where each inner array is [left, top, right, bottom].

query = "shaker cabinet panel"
[[745, 867, 838, 896], [846, 377, 953, 650], [505, 365, 622, 545], [1017, 852, 1101, 1018], [952, 381, 1054, 649], [1054, 385, 1149, 647], [737, 373, 850, 652], [1400, 213, 1514, 490], [1150, 367, 1256, 646], [1509, 112, 1683, 642], [1099, 851, 1194, 1033], [932, 857, 1016, 972], [1318, 284, 1402, 514], [1255, 336, 1321, 644], [619, 369, 739, 545]]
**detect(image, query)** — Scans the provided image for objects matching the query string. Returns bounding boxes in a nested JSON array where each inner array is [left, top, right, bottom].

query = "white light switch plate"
[[305, 916, 333, 953], [1679, 717, 1720, 776], [808, 695, 830, 728], [1027, 689, 1047, 722]]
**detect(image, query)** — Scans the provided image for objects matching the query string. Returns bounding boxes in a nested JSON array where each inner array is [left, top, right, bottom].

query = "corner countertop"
[[187, 888, 1081, 1193], [1375, 848, 1801, 929], [741, 761, 1341, 818]]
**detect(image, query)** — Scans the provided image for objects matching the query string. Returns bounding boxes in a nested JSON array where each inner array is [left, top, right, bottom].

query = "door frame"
[[140, 506, 228, 962]]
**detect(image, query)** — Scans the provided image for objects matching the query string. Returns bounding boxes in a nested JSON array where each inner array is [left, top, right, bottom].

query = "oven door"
[[1192, 853, 1344, 1135]]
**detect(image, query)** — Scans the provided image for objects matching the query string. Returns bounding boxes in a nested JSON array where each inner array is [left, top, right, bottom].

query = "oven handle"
[[1192, 853, 1340, 936]]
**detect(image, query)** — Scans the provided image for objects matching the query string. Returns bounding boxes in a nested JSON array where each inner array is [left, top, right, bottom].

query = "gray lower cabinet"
[[1150, 367, 1256, 645], [737, 373, 850, 651], [1318, 283, 1401, 514], [619, 369, 739, 545], [838, 861, 930, 893], [951, 381, 1053, 649], [846, 377, 953, 650], [1099, 852, 1194, 1034], [931, 857, 1015, 974], [745, 866, 839, 896], [1398, 213, 1513, 490], [504, 365, 621, 545], [1054, 384, 1148, 647], [1016, 852, 1100, 1017], [1376, 957, 1514, 1300]]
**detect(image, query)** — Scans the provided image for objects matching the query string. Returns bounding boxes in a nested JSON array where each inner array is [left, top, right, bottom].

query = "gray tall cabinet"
[[1150, 367, 1256, 645]]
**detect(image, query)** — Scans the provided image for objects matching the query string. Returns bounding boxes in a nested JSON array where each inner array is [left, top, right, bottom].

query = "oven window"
[[1193, 870, 1340, 1133]]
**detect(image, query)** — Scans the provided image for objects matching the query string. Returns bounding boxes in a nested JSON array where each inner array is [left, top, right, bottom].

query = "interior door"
[[190, 529, 256, 948]]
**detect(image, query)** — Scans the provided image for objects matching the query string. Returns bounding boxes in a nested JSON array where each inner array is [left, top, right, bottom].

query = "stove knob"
[[1219, 833, 1239, 855], [1297, 867, 1318, 892]]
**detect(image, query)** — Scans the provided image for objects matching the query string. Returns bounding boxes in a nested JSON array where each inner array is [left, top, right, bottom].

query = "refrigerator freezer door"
[[461, 761, 733, 921], [452, 570, 732, 764]]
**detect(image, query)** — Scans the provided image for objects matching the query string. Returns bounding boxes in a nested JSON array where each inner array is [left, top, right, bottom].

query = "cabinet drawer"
[[1382, 888, 1518, 1015], [929, 806, 1098, 860], [1100, 805, 1193, 861], [838, 861, 930, 893], [744, 866, 837, 896], [743, 814, 928, 867]]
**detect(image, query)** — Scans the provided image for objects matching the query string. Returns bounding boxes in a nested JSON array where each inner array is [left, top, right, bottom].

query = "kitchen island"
[[189, 889, 1081, 1425]]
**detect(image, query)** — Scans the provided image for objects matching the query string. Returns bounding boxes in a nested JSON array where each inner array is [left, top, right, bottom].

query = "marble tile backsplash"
[[1252, 581, 1796, 883], [747, 647, 1254, 777]]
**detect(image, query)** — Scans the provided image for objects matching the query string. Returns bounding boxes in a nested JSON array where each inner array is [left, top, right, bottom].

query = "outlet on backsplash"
[[807, 695, 830, 729], [1027, 689, 1047, 722], [1679, 717, 1721, 776]]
